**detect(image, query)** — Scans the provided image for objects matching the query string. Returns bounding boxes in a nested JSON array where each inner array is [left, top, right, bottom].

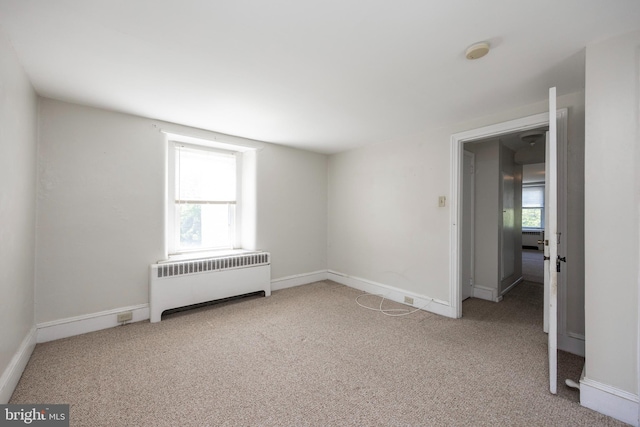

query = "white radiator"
[[149, 252, 271, 322], [522, 231, 543, 250]]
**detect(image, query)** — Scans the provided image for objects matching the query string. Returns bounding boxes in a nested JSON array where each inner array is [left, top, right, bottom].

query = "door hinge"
[[556, 256, 566, 272]]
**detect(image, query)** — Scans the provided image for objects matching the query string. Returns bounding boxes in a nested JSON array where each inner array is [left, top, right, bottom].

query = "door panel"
[[546, 87, 558, 395]]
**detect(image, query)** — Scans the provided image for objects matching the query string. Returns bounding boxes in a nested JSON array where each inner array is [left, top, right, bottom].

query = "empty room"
[[1, 1, 639, 426]]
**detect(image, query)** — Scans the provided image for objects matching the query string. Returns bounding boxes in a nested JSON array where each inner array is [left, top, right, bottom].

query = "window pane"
[[522, 208, 543, 228], [176, 146, 236, 202], [177, 203, 234, 250], [523, 186, 544, 208], [178, 203, 202, 248]]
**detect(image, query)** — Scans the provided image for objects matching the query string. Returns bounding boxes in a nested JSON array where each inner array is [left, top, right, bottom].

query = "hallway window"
[[522, 185, 544, 229]]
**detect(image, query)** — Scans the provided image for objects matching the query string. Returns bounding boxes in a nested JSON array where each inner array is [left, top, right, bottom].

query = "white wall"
[[256, 145, 327, 279], [584, 30, 639, 396], [0, 30, 37, 401], [328, 91, 585, 330], [523, 163, 545, 184], [36, 99, 328, 323], [564, 92, 586, 340], [36, 99, 165, 322], [328, 132, 451, 301]]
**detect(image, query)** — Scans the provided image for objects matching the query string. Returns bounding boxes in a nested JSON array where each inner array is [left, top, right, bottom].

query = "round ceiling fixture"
[[465, 42, 490, 60], [520, 130, 544, 146]]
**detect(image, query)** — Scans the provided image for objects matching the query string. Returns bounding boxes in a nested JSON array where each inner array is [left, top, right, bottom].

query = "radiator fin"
[[157, 253, 270, 279]]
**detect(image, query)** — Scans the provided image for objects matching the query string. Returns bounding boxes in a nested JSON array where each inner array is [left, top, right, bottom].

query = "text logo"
[[0, 405, 68, 426]]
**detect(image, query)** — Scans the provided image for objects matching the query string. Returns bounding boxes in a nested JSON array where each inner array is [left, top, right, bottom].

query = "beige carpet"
[[522, 249, 544, 283], [11, 281, 622, 426]]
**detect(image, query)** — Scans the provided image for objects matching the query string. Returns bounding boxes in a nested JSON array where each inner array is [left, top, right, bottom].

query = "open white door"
[[545, 87, 558, 395]]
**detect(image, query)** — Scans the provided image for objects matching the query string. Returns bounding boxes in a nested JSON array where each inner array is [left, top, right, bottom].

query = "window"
[[168, 142, 238, 254], [522, 185, 544, 229]]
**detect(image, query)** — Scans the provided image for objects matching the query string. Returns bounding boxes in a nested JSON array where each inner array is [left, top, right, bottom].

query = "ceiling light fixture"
[[520, 130, 544, 147], [465, 42, 490, 60]]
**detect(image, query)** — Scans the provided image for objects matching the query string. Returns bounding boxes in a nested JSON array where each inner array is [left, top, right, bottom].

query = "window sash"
[[167, 141, 239, 255], [522, 207, 544, 229], [175, 200, 236, 205], [522, 185, 544, 208], [174, 143, 236, 203], [174, 203, 236, 252]]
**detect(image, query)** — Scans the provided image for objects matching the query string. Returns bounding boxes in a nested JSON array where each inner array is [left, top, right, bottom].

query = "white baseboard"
[[581, 373, 639, 426], [0, 327, 36, 404], [559, 332, 585, 357], [473, 285, 501, 302], [501, 276, 523, 296], [36, 304, 149, 343], [36, 269, 330, 343], [271, 270, 328, 291], [327, 270, 455, 318]]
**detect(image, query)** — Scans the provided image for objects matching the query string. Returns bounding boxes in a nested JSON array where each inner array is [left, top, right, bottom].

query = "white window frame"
[[522, 183, 545, 230], [166, 141, 243, 256]]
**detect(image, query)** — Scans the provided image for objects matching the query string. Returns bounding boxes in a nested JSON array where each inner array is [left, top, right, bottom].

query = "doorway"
[[460, 129, 548, 304], [451, 106, 571, 396], [449, 109, 568, 320], [521, 162, 546, 286]]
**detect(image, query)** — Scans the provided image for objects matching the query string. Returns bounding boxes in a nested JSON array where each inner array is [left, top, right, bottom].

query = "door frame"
[[461, 149, 475, 301], [449, 109, 568, 318]]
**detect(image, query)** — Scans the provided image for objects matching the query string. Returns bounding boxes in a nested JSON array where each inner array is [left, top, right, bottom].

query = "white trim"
[[36, 304, 149, 343], [558, 332, 585, 357], [568, 331, 585, 340], [159, 249, 261, 264], [555, 105, 570, 360], [449, 109, 568, 320], [581, 374, 639, 426], [167, 141, 240, 255], [271, 270, 328, 291], [461, 150, 475, 301], [501, 276, 523, 296], [327, 270, 456, 318], [637, 53, 640, 427], [35, 268, 326, 341], [472, 285, 501, 302], [161, 131, 259, 152], [0, 327, 36, 404]]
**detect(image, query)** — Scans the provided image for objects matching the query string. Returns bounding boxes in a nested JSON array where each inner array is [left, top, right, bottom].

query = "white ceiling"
[[1, 1, 639, 154]]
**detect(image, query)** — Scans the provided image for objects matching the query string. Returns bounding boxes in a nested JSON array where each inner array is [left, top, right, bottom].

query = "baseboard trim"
[[271, 270, 328, 291], [35, 269, 331, 343], [580, 373, 639, 426], [501, 276, 523, 296], [0, 327, 36, 404], [36, 304, 150, 343], [559, 332, 585, 357], [327, 270, 455, 318], [473, 285, 501, 302]]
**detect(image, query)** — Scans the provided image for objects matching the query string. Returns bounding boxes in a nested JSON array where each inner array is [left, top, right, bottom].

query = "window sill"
[[158, 249, 260, 264]]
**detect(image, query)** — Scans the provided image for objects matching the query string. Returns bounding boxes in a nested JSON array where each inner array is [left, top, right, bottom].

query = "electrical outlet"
[[404, 296, 414, 305], [117, 311, 133, 323]]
